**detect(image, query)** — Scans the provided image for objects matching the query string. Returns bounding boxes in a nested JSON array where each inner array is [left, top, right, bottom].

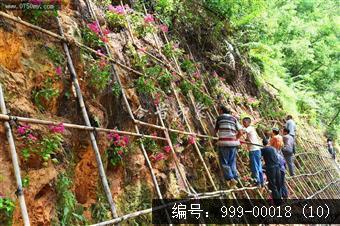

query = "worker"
[[215, 105, 242, 188], [327, 138, 335, 160], [277, 151, 288, 198], [270, 128, 283, 151], [282, 128, 295, 176], [285, 115, 296, 153], [261, 138, 282, 205], [241, 117, 264, 187]]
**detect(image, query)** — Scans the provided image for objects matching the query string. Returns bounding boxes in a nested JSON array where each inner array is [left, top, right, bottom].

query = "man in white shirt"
[[285, 115, 296, 153], [242, 117, 264, 186]]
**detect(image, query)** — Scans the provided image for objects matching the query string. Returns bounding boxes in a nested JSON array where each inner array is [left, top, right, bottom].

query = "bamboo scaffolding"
[[0, 114, 166, 140], [0, 6, 338, 226], [56, 16, 118, 218], [118, 2, 192, 194], [82, 0, 174, 213], [0, 85, 30, 226]]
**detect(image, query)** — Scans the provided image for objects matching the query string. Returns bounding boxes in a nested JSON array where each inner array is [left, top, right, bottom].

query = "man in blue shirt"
[[261, 138, 282, 205]]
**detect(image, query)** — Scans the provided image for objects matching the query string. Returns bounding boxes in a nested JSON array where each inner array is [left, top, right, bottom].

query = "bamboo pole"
[[0, 85, 30, 226], [56, 16, 118, 218], [119, 3, 192, 194], [0, 114, 166, 140], [82, 5, 177, 222]]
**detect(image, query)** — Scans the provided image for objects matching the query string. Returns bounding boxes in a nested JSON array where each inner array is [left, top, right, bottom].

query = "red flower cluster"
[[150, 153, 165, 162], [188, 135, 196, 145], [108, 132, 129, 148], [159, 24, 168, 33], [48, 123, 65, 134], [17, 124, 31, 135], [87, 22, 110, 43], [17, 124, 37, 142], [163, 145, 171, 153], [144, 14, 155, 23]]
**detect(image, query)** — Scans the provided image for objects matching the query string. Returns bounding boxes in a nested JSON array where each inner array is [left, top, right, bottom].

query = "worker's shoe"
[[229, 179, 238, 188]]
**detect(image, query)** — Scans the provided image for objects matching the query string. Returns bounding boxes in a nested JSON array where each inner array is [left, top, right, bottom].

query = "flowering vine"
[[107, 132, 129, 166]]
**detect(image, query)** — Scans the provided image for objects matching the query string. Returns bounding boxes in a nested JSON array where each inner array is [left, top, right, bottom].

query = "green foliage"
[[140, 137, 159, 153], [55, 173, 86, 226], [106, 11, 126, 30], [22, 176, 30, 188], [162, 41, 183, 58], [180, 59, 196, 74], [0, 197, 15, 225], [23, 7, 58, 25], [89, 62, 111, 91], [81, 26, 104, 49], [157, 70, 173, 93], [111, 81, 122, 97], [90, 191, 111, 223], [192, 87, 214, 106], [45, 46, 65, 66], [116, 181, 152, 225], [154, 0, 179, 27], [33, 77, 59, 111], [135, 76, 156, 95], [179, 80, 193, 96], [40, 134, 63, 162]]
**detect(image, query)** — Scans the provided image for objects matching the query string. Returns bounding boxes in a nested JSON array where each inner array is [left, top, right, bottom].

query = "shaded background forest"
[[141, 0, 339, 140]]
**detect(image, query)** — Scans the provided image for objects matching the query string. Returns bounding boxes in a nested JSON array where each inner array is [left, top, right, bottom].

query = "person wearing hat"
[[270, 128, 283, 151]]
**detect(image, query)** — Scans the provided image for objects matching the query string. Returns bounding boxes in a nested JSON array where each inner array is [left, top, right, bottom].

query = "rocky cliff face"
[[0, 1, 338, 225]]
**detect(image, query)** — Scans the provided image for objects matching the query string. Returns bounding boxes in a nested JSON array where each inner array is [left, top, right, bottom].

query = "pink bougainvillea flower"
[[188, 135, 195, 145], [103, 28, 110, 35], [193, 71, 201, 79], [117, 150, 124, 156], [144, 14, 154, 23], [27, 134, 38, 141], [247, 97, 256, 103], [88, 21, 100, 34], [29, 0, 42, 5], [154, 153, 165, 161], [100, 36, 109, 43], [163, 145, 171, 154], [108, 5, 125, 15], [55, 66, 62, 76], [96, 49, 105, 57], [122, 136, 129, 145], [49, 123, 65, 134], [159, 24, 168, 33], [17, 124, 31, 135]]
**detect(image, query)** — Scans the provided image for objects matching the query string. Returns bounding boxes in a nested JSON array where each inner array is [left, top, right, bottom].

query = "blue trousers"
[[280, 170, 288, 198], [249, 150, 264, 185], [218, 146, 238, 180]]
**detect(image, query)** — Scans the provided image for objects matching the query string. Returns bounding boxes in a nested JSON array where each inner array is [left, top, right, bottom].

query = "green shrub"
[[0, 197, 15, 225], [55, 174, 86, 226], [140, 137, 159, 153], [179, 80, 193, 96], [81, 26, 104, 49], [180, 59, 196, 74], [32, 77, 59, 111], [89, 62, 111, 91], [157, 70, 173, 93], [135, 76, 156, 95]]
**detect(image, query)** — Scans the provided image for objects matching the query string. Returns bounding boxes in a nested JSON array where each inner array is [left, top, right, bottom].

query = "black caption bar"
[[152, 199, 340, 224]]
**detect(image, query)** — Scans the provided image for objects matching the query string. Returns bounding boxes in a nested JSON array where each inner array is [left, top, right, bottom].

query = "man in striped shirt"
[[215, 106, 242, 187]]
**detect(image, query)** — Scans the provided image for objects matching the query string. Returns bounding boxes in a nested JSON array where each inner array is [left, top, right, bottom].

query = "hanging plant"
[[135, 76, 156, 95], [107, 133, 129, 166], [87, 58, 111, 91], [162, 41, 183, 58], [157, 70, 173, 94], [106, 5, 128, 30]]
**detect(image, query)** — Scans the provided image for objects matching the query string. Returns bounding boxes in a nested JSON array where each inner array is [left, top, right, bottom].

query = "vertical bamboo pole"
[[117, 2, 192, 194], [56, 17, 118, 219], [0, 85, 30, 226]]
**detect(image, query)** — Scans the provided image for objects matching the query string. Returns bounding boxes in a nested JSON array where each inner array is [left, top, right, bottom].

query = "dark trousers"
[[266, 166, 282, 205], [218, 146, 238, 180], [280, 170, 288, 198], [283, 152, 295, 176]]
